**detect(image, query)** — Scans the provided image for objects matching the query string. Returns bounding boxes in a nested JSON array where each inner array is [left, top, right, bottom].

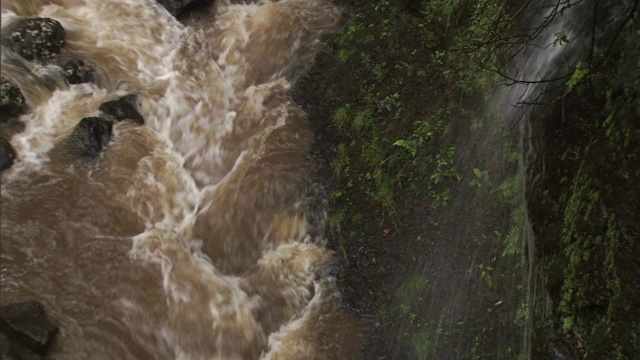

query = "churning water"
[[1, 0, 362, 358]]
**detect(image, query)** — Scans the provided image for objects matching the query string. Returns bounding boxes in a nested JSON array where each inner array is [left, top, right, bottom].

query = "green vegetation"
[[325, 0, 513, 241], [297, 0, 639, 358]]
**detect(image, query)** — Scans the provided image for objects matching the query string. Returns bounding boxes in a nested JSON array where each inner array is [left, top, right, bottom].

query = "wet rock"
[[156, 0, 214, 17], [2, 17, 65, 61], [99, 94, 144, 125], [0, 301, 57, 358], [62, 59, 94, 84], [0, 137, 17, 172], [1, 117, 27, 139], [0, 331, 45, 360], [1, 76, 26, 123], [67, 117, 113, 159]]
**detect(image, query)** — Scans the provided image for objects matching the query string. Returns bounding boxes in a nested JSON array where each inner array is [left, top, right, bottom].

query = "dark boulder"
[[99, 94, 144, 125], [2, 17, 65, 61], [0, 137, 17, 172], [1, 76, 26, 123], [156, 0, 214, 17], [67, 117, 113, 159], [0, 301, 58, 358], [0, 332, 44, 360], [62, 59, 94, 85], [1, 117, 26, 138]]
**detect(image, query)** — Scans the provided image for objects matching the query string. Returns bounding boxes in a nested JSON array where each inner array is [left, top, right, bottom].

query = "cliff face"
[[296, 0, 639, 359]]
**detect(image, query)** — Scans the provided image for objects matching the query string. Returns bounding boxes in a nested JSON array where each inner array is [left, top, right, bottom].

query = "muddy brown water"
[[1, 0, 362, 358]]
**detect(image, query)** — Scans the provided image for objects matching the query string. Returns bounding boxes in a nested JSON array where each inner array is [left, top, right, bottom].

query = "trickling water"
[[1, 0, 362, 358], [496, 1, 593, 358]]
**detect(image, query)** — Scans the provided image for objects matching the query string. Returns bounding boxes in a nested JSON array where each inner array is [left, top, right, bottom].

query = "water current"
[[1, 0, 362, 358]]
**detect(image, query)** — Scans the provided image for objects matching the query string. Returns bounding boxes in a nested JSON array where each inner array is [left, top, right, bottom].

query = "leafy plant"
[[432, 188, 452, 207], [553, 31, 570, 46], [430, 147, 461, 185], [479, 263, 494, 288], [501, 225, 521, 257], [393, 119, 438, 159], [469, 167, 491, 188]]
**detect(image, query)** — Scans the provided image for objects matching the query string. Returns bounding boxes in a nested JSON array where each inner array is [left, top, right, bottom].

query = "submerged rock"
[[0, 301, 58, 358], [156, 0, 214, 17], [62, 59, 94, 85], [2, 17, 65, 61], [0, 76, 26, 123], [99, 94, 144, 125], [67, 117, 113, 159], [0, 137, 17, 172]]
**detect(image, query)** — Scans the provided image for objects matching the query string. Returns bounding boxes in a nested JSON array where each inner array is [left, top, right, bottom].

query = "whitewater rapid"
[[0, 0, 361, 358]]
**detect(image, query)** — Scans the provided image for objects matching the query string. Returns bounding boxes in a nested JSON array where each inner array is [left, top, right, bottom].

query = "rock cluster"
[[63, 94, 147, 160], [1, 16, 69, 173], [65, 95, 147, 160], [0, 16, 150, 173]]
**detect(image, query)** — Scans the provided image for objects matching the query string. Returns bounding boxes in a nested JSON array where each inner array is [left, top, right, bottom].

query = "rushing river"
[[1, 0, 362, 358]]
